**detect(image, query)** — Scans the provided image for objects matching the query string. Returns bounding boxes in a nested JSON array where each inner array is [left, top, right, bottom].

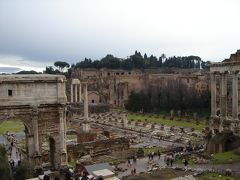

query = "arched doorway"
[[41, 136, 57, 170], [0, 119, 33, 168]]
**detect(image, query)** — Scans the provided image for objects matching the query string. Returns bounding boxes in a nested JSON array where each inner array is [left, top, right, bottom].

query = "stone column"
[[59, 107, 65, 151], [79, 83, 82, 102], [210, 73, 217, 117], [75, 84, 78, 102], [32, 110, 39, 153], [220, 72, 227, 117], [232, 72, 239, 120], [70, 83, 73, 103], [84, 83, 88, 121], [58, 107, 67, 168]]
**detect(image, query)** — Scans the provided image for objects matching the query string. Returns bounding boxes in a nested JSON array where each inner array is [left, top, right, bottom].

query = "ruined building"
[[207, 50, 240, 153], [71, 68, 209, 107]]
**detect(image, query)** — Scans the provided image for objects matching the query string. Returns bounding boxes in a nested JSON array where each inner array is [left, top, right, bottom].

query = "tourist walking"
[[157, 151, 161, 159], [127, 158, 131, 166], [183, 158, 188, 167], [170, 156, 174, 167]]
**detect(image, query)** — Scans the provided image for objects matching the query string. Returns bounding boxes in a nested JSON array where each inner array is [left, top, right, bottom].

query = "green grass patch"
[[0, 120, 25, 134], [175, 156, 194, 165], [128, 114, 206, 131], [211, 151, 240, 164], [197, 172, 235, 180], [67, 135, 77, 140], [106, 158, 125, 166], [143, 147, 163, 155], [68, 158, 77, 168]]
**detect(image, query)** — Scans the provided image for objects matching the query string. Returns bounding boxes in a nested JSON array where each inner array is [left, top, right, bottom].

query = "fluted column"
[[210, 73, 217, 117], [220, 72, 227, 117], [79, 84, 82, 102], [232, 72, 239, 120], [70, 84, 73, 103]]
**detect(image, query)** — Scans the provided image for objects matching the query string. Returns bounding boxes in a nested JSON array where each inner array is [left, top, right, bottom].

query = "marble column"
[[220, 73, 227, 117], [232, 72, 239, 120], [84, 83, 88, 121], [75, 84, 78, 102], [70, 84, 73, 103], [210, 73, 217, 117], [79, 84, 82, 102]]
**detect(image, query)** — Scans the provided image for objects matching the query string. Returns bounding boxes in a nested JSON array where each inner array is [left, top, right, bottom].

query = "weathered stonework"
[[70, 68, 209, 107], [208, 50, 240, 153], [0, 74, 68, 170]]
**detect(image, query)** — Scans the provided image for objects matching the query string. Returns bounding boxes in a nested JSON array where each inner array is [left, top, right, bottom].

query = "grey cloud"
[[0, 67, 21, 74]]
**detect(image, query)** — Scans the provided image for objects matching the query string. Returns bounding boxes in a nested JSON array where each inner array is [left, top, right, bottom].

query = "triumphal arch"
[[208, 50, 240, 153], [0, 74, 68, 170]]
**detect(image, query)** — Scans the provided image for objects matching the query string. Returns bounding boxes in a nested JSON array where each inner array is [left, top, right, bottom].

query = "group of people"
[[127, 156, 137, 167], [127, 156, 137, 176], [165, 154, 174, 167], [8, 139, 21, 173], [147, 151, 161, 160]]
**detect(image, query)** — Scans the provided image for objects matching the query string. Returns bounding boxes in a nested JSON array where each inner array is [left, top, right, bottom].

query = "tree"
[[54, 61, 70, 72], [71, 52, 205, 70], [44, 66, 60, 74], [160, 53, 166, 62], [0, 145, 11, 180], [16, 70, 39, 74], [14, 160, 34, 180]]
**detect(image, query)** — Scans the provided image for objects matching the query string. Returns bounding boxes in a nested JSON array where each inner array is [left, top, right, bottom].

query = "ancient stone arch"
[[0, 75, 68, 170]]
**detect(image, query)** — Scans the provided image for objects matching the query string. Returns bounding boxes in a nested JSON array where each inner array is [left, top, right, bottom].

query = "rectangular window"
[[8, 89, 13, 96]]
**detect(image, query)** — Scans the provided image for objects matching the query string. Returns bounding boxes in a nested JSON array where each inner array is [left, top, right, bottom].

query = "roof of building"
[[84, 163, 113, 176], [211, 50, 240, 67]]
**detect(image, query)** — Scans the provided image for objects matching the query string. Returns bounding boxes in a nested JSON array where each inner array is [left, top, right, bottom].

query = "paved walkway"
[[117, 155, 167, 178], [10, 144, 20, 167], [117, 155, 240, 179]]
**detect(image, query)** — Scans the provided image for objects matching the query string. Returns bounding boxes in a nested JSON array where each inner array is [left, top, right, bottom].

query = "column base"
[[34, 153, 43, 176]]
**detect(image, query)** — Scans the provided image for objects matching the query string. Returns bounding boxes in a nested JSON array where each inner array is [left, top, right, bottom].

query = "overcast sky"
[[0, 0, 240, 73]]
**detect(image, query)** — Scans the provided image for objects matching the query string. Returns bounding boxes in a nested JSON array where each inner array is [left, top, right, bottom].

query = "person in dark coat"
[[81, 171, 89, 180]]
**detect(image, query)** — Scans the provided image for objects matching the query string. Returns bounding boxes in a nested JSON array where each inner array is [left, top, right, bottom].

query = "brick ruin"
[[70, 68, 209, 107]]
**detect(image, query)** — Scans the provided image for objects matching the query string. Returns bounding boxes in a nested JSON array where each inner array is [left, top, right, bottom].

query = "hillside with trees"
[[72, 51, 210, 70], [43, 51, 210, 75]]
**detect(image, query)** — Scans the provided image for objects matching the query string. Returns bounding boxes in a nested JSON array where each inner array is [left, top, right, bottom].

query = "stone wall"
[[69, 103, 110, 114], [67, 137, 129, 159], [0, 74, 67, 106]]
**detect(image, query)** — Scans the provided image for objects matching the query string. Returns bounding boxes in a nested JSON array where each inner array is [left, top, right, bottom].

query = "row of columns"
[[70, 83, 82, 103], [70, 80, 90, 132], [211, 71, 239, 120]]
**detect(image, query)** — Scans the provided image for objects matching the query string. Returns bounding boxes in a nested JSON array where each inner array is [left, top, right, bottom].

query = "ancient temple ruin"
[[208, 50, 240, 153], [0, 75, 68, 170]]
